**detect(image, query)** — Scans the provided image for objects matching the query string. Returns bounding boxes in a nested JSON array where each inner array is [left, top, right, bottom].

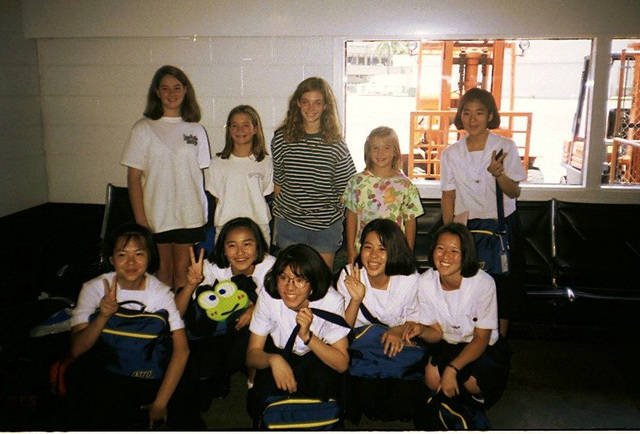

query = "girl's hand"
[[343, 264, 366, 302], [270, 354, 297, 393], [186, 246, 205, 286], [440, 366, 460, 398], [487, 149, 507, 177], [235, 304, 254, 330], [402, 321, 423, 341], [296, 307, 314, 343], [141, 401, 167, 429], [381, 330, 405, 358], [99, 276, 118, 318]]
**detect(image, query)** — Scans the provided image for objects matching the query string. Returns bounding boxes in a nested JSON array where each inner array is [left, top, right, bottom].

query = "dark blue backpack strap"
[[358, 303, 387, 327], [282, 323, 301, 362], [310, 308, 350, 329], [494, 150, 506, 232], [118, 300, 146, 311], [281, 308, 350, 361]]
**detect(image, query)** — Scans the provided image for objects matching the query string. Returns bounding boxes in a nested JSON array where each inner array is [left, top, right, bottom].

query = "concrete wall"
[[0, 0, 47, 216], [2, 0, 640, 217]]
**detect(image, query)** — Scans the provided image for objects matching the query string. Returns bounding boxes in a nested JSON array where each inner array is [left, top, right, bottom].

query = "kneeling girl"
[[337, 218, 423, 422], [404, 223, 511, 409], [246, 244, 350, 426], [175, 217, 275, 406], [69, 223, 197, 429]]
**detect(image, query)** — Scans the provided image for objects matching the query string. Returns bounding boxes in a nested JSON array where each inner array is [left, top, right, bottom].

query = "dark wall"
[[0, 203, 104, 307]]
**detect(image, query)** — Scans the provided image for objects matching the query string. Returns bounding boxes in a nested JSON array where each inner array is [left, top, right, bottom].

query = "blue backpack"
[[258, 308, 350, 430], [415, 391, 491, 430], [467, 177, 511, 276], [348, 304, 427, 380], [349, 323, 427, 380], [260, 396, 342, 430], [89, 300, 170, 379], [183, 274, 257, 340]]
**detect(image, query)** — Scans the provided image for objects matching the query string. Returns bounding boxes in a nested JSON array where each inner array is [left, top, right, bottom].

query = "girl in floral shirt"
[[343, 126, 424, 264]]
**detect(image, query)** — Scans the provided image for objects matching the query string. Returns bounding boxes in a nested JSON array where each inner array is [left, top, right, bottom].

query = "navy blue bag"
[[183, 274, 257, 340], [415, 391, 491, 430], [347, 304, 427, 380], [260, 396, 342, 430], [258, 308, 350, 430], [89, 300, 170, 379], [468, 218, 510, 276], [348, 323, 427, 380], [468, 172, 511, 276]]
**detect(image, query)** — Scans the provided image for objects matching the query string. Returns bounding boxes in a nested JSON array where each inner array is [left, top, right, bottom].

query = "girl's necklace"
[[465, 134, 490, 184], [467, 147, 487, 184]]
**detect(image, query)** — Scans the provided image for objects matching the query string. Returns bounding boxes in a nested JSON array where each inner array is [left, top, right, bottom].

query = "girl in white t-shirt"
[[121, 65, 211, 289], [246, 244, 350, 427], [338, 218, 423, 422], [69, 223, 199, 430], [403, 223, 511, 409], [338, 218, 420, 349], [206, 105, 273, 245], [174, 217, 274, 408]]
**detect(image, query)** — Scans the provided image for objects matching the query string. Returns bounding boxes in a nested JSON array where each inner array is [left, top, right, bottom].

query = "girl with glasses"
[[246, 244, 350, 427]]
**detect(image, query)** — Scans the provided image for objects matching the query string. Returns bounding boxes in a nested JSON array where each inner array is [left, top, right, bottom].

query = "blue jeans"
[[274, 217, 343, 254]]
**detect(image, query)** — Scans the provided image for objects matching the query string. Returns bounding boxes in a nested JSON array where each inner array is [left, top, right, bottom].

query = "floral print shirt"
[[343, 170, 424, 250]]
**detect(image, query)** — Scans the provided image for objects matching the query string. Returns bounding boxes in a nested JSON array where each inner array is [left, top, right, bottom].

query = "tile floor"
[[200, 320, 640, 431]]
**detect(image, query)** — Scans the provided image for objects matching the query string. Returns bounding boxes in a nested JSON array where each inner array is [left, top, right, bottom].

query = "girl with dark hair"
[[174, 217, 275, 406], [69, 223, 200, 429], [176, 217, 275, 323], [337, 218, 423, 423], [271, 77, 356, 269], [403, 223, 511, 410], [338, 219, 419, 340], [207, 105, 273, 244], [441, 87, 527, 336], [121, 65, 211, 289], [246, 244, 350, 426]]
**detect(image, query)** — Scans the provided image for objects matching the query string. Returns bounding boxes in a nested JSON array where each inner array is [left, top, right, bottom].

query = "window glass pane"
[[345, 39, 592, 185], [604, 39, 640, 186]]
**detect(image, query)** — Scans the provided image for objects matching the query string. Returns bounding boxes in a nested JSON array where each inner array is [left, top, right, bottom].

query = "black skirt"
[[66, 357, 203, 430], [429, 335, 512, 409]]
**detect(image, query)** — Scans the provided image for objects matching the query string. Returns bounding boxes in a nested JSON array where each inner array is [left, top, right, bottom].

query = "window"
[[603, 39, 640, 186], [345, 39, 592, 185]]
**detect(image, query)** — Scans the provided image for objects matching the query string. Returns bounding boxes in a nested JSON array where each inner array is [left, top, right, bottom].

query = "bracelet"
[[448, 363, 460, 373], [303, 331, 313, 345], [493, 170, 504, 178]]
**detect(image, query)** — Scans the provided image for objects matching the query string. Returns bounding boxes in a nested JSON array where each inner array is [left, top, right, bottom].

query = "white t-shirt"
[[199, 254, 277, 299], [121, 117, 211, 233], [440, 132, 526, 220], [249, 288, 349, 356], [71, 271, 184, 332], [206, 154, 274, 229], [415, 268, 499, 346], [337, 265, 420, 328]]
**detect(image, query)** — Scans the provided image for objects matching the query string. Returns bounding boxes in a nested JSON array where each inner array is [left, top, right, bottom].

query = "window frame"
[[334, 36, 640, 204]]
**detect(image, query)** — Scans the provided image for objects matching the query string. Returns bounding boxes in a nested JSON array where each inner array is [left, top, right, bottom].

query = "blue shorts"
[[154, 226, 205, 244], [274, 217, 343, 254]]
